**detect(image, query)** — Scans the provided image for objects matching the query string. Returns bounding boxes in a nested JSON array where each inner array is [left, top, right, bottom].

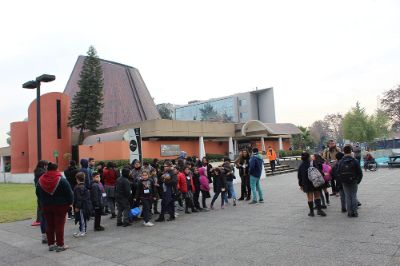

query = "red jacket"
[[177, 172, 195, 193], [103, 167, 118, 186]]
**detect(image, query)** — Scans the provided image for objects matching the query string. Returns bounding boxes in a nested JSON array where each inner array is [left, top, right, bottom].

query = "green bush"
[[102, 160, 130, 169], [206, 153, 225, 162], [278, 150, 303, 158]]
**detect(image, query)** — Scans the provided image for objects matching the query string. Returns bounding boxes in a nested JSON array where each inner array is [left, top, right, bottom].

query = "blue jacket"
[[79, 159, 92, 189], [249, 153, 264, 178]]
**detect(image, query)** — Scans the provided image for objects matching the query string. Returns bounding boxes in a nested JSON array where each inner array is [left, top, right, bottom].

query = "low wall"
[[0, 173, 34, 184]]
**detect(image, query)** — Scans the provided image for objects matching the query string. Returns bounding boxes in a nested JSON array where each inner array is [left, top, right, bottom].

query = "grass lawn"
[[0, 184, 36, 223]]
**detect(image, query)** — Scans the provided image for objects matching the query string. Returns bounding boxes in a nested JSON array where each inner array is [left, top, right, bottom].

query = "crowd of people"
[[34, 147, 265, 252], [298, 140, 364, 218]]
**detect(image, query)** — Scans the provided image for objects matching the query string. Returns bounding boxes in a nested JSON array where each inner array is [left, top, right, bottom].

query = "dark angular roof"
[[64, 56, 160, 130]]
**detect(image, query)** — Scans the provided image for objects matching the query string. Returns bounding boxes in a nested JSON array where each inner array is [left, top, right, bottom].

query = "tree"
[[68, 46, 104, 144], [157, 103, 173, 119], [343, 102, 375, 143], [292, 126, 314, 150], [381, 85, 400, 130], [6, 131, 10, 145], [200, 104, 218, 121], [370, 109, 391, 138], [323, 113, 344, 144], [309, 120, 330, 148]]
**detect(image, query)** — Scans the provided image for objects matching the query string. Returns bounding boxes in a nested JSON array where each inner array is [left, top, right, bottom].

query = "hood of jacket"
[[38, 170, 62, 195], [80, 159, 88, 168], [198, 167, 206, 176]]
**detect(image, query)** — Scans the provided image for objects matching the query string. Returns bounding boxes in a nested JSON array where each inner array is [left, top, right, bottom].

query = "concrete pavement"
[[1, 168, 400, 265]]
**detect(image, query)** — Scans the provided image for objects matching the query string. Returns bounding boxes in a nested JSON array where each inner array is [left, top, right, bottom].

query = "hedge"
[[278, 150, 303, 158]]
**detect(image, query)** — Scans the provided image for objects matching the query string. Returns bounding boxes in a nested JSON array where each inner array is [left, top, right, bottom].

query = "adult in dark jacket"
[[155, 161, 178, 222], [36, 162, 73, 252], [248, 148, 264, 204], [79, 159, 91, 189], [235, 150, 251, 201], [33, 160, 48, 232], [115, 168, 132, 227], [297, 152, 326, 217], [338, 145, 363, 218]]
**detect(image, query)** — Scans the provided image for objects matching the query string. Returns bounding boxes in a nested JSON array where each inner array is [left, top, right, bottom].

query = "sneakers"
[[221, 205, 225, 209], [167, 216, 175, 221], [259, 199, 264, 203], [238, 197, 245, 201], [73, 232, 86, 238], [56, 245, 69, 252], [249, 201, 257, 205], [233, 199, 237, 206], [48, 245, 57, 251], [143, 222, 154, 227], [317, 210, 327, 217], [31, 221, 41, 227], [308, 212, 315, 217]]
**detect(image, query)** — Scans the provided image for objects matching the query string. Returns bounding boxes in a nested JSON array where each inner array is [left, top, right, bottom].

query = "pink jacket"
[[199, 167, 210, 191]]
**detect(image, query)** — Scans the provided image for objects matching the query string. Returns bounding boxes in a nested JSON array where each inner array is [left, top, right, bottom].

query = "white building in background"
[[173, 88, 276, 123]]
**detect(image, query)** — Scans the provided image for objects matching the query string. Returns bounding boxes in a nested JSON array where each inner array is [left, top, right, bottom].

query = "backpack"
[[338, 157, 357, 184], [307, 161, 325, 188], [322, 163, 332, 182]]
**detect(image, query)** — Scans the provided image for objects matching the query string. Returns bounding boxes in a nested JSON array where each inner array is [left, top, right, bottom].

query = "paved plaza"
[[1, 168, 400, 266]]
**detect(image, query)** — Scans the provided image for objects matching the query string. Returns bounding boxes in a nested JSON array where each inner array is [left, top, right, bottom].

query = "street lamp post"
[[22, 74, 56, 161]]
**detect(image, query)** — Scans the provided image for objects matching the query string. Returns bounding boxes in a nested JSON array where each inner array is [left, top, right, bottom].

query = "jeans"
[[211, 191, 226, 207], [250, 176, 264, 202], [225, 181, 237, 203], [339, 188, 346, 210], [40, 212, 46, 234], [240, 174, 251, 198], [42, 204, 69, 247], [270, 160, 276, 172], [342, 183, 358, 215], [142, 199, 152, 223], [94, 208, 102, 229], [117, 201, 130, 224], [78, 209, 87, 233]]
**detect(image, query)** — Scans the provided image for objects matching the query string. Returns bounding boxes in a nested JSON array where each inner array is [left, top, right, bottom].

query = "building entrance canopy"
[[241, 120, 301, 137]]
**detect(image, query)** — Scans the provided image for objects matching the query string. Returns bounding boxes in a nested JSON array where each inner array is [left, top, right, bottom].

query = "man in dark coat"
[[115, 168, 132, 227]]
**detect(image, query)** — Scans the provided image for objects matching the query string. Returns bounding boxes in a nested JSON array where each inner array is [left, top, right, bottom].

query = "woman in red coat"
[[178, 167, 198, 214]]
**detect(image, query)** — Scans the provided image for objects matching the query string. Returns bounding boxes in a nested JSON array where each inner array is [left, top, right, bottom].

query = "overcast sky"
[[1, 0, 400, 147]]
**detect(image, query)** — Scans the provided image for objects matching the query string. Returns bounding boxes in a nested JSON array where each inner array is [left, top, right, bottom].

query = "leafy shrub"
[[278, 150, 303, 158]]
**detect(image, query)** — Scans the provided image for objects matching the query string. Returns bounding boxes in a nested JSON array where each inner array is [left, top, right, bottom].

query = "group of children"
[[67, 156, 238, 236]]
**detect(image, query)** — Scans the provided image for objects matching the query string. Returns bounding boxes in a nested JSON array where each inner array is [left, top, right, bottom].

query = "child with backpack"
[[91, 172, 105, 231], [73, 172, 92, 237], [298, 152, 326, 217]]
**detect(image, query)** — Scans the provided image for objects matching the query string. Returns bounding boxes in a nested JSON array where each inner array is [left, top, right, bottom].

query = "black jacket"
[[34, 168, 46, 185], [91, 182, 103, 209], [64, 166, 79, 190], [213, 174, 227, 193], [192, 173, 201, 192], [36, 177, 74, 206], [297, 161, 318, 193], [73, 183, 92, 220], [115, 176, 131, 203], [136, 179, 156, 201]]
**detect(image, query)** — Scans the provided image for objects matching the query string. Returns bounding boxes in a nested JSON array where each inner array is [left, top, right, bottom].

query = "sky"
[[1, 0, 400, 147]]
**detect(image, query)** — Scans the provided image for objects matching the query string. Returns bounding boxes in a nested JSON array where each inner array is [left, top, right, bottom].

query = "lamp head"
[[36, 74, 55, 83], [22, 80, 37, 89]]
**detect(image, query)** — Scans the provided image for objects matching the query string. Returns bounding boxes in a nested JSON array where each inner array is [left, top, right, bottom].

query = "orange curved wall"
[[27, 92, 72, 172], [10, 121, 29, 173]]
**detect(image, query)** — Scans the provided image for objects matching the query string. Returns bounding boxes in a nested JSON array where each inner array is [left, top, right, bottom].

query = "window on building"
[[56, 100, 61, 139], [239, 99, 247, 106], [239, 112, 248, 120]]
